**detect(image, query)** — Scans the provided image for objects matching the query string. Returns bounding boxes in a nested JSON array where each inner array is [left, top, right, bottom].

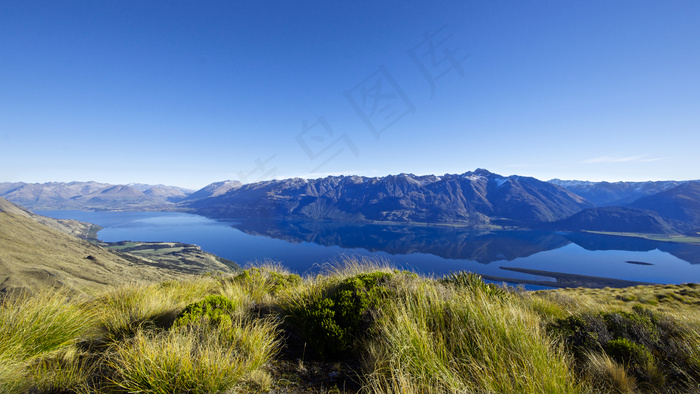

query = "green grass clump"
[[1, 272, 281, 393], [173, 294, 237, 328], [18, 348, 100, 394], [94, 278, 219, 343], [230, 266, 302, 301], [440, 271, 507, 297], [0, 289, 93, 361], [363, 275, 580, 393], [0, 289, 96, 393], [109, 317, 279, 393]]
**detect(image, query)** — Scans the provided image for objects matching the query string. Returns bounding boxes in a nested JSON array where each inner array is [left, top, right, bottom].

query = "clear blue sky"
[[1, 1, 698, 189]]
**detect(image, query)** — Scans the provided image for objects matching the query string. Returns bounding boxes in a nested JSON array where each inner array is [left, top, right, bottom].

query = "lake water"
[[38, 210, 700, 288]]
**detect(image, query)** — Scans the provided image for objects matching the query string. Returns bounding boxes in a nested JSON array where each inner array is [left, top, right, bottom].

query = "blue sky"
[[1, 1, 698, 190]]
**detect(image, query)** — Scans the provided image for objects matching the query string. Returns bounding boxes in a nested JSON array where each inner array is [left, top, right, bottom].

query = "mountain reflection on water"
[[35, 210, 700, 288], [563, 232, 700, 265], [228, 220, 700, 266]]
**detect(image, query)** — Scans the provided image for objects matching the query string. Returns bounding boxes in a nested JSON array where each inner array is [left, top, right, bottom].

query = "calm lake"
[[38, 210, 700, 288]]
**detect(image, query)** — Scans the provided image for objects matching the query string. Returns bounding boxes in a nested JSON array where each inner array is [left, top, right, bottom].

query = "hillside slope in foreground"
[[0, 197, 236, 294], [1, 262, 700, 393]]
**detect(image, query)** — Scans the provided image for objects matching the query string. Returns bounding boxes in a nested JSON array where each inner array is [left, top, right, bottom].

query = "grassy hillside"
[[2, 261, 699, 393], [0, 196, 101, 240], [0, 197, 238, 294], [97, 241, 240, 275]]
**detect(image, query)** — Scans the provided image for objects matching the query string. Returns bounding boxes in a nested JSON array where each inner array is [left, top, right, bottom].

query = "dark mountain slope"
[[627, 181, 700, 229], [552, 206, 677, 234]]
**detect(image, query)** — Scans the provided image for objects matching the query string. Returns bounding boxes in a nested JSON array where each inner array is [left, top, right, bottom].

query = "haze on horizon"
[[1, 1, 698, 190]]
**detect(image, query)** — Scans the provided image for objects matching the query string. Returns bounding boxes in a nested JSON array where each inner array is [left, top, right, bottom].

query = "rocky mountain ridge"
[[186, 169, 592, 227]]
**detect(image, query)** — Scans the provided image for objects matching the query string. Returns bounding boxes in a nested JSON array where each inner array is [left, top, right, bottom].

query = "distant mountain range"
[[2, 170, 699, 235], [0, 181, 193, 210], [549, 179, 685, 206], [550, 181, 700, 234], [179, 180, 242, 202]]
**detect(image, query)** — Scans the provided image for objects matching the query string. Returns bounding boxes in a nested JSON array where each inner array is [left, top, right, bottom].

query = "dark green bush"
[[173, 295, 236, 329], [606, 337, 654, 367], [603, 310, 657, 346], [291, 272, 392, 359], [548, 307, 700, 391], [547, 313, 611, 358]]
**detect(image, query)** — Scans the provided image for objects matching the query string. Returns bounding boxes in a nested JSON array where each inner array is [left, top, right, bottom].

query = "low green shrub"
[[173, 295, 236, 328], [619, 294, 637, 302], [548, 313, 611, 358], [606, 338, 654, 367], [287, 271, 392, 359], [603, 309, 657, 345]]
